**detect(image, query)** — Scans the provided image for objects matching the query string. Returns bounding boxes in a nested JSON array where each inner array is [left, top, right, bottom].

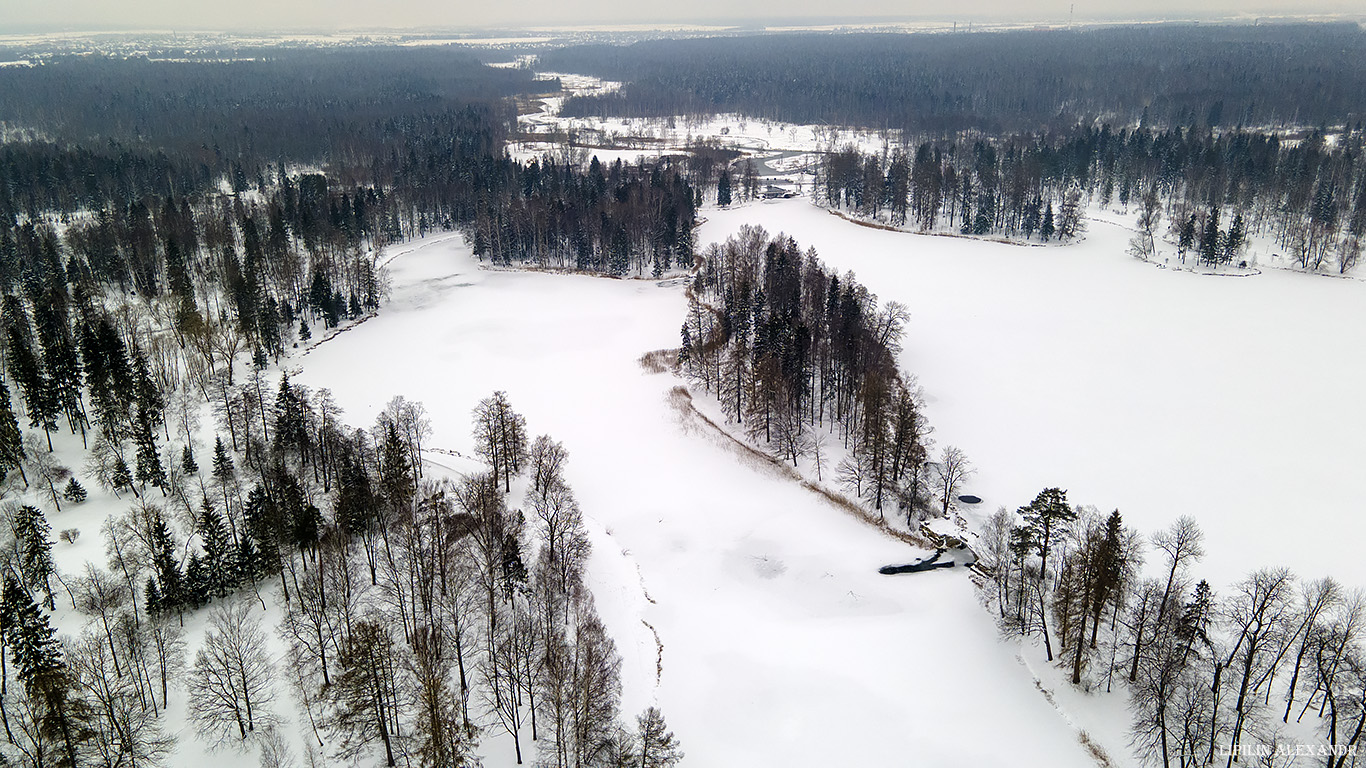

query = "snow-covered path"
[[294, 233, 1096, 766]]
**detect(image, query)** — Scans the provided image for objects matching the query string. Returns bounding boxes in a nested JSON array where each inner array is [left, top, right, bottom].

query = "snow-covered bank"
[[293, 232, 1097, 766]]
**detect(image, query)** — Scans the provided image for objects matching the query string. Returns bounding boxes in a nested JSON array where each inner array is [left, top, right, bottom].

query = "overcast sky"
[[3, 0, 1363, 32]]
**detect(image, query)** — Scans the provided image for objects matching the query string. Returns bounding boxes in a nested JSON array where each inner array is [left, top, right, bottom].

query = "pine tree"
[[1040, 202, 1056, 241], [212, 436, 235, 484], [378, 423, 415, 513], [1178, 213, 1198, 262], [298, 319, 312, 342], [183, 554, 209, 610], [131, 348, 164, 430], [717, 169, 732, 207], [678, 324, 692, 367]]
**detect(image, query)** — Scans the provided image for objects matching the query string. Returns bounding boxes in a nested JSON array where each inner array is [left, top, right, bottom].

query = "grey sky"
[[3, 0, 1363, 33]]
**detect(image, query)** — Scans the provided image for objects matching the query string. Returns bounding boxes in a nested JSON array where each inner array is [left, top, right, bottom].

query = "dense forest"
[[540, 25, 1366, 135], [814, 124, 1366, 271]]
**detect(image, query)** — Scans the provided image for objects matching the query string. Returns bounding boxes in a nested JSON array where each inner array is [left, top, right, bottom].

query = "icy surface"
[[294, 232, 1096, 766]]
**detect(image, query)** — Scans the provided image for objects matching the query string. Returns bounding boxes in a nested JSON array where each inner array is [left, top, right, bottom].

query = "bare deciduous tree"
[[188, 601, 278, 747], [936, 445, 973, 518]]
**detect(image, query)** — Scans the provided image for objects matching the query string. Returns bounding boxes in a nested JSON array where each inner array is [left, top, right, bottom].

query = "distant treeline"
[[814, 124, 1366, 270], [540, 24, 1366, 134], [0, 48, 546, 164]]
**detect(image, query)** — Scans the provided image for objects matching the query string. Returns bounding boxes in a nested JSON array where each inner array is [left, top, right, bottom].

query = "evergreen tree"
[[1224, 212, 1247, 264], [198, 496, 237, 598], [133, 408, 166, 492], [212, 436, 235, 485], [637, 707, 684, 768], [131, 348, 164, 435], [183, 554, 209, 609], [110, 454, 135, 497], [1178, 213, 1198, 262], [147, 512, 183, 618], [378, 423, 415, 514], [1200, 207, 1222, 266], [12, 505, 57, 609], [0, 379, 27, 484], [717, 169, 732, 207], [61, 478, 86, 503], [181, 443, 199, 475], [2, 575, 88, 767], [8, 326, 58, 450], [1040, 202, 1056, 241]]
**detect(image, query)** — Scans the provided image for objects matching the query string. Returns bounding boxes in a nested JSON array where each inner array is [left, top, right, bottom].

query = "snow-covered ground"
[[700, 198, 1366, 593], [510, 70, 884, 178], [292, 232, 1100, 766]]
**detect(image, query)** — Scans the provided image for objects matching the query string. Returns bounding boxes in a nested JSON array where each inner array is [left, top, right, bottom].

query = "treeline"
[[815, 125, 1366, 270], [0, 48, 545, 167], [466, 155, 697, 276], [980, 494, 1366, 767], [540, 24, 1366, 135], [1, 378, 683, 766], [680, 225, 945, 523]]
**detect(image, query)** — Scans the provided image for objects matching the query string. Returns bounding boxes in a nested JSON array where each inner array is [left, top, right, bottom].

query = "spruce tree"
[[61, 478, 86, 503], [131, 348, 164, 437], [0, 379, 27, 484], [198, 496, 236, 598], [12, 505, 56, 609], [2, 575, 87, 767], [133, 408, 166, 493], [181, 444, 199, 475], [147, 513, 183, 619], [110, 454, 135, 497], [1200, 207, 1222, 266], [8, 326, 58, 450]]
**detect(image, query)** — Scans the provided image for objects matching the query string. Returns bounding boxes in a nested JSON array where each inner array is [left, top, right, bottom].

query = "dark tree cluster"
[[681, 225, 935, 524], [0, 47, 544, 172], [815, 124, 1366, 271], [466, 155, 696, 276], [541, 24, 1366, 135]]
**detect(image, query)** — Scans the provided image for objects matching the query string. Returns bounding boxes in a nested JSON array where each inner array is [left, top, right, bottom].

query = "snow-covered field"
[[292, 231, 1099, 766], [701, 199, 1366, 592]]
